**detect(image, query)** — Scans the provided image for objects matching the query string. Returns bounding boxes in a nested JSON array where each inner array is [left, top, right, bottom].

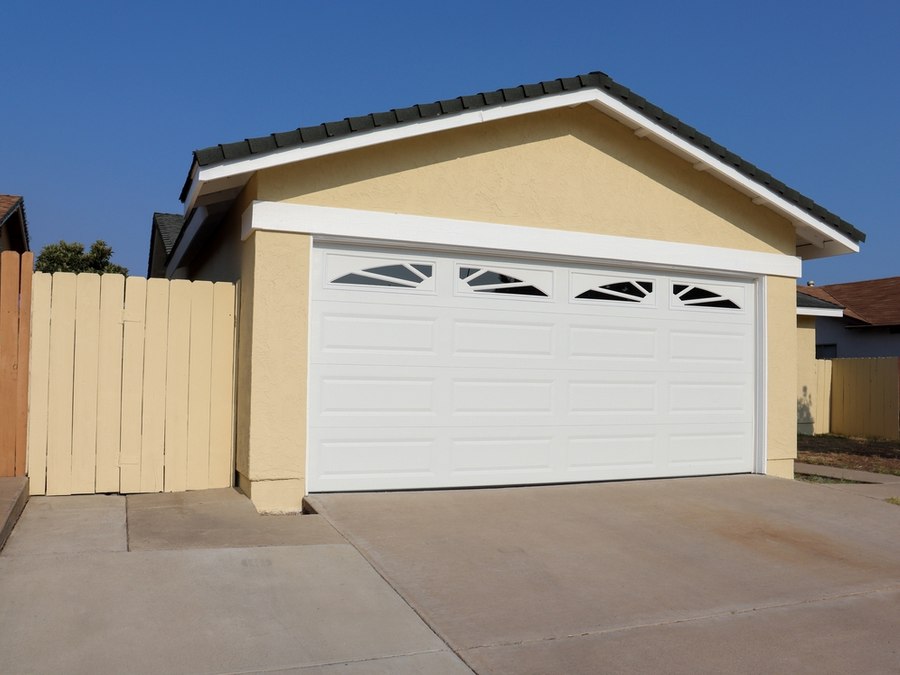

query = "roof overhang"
[[797, 306, 844, 318], [174, 88, 860, 272]]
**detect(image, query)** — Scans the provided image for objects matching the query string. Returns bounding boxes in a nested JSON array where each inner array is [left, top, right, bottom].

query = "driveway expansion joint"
[[460, 582, 900, 653], [217, 647, 462, 674]]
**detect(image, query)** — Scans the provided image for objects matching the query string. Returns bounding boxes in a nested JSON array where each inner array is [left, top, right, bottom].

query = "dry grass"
[[797, 434, 900, 477]]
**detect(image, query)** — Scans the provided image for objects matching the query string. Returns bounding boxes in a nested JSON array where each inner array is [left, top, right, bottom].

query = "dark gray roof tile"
[[274, 129, 304, 146], [248, 136, 278, 154], [439, 98, 465, 115], [372, 110, 398, 126]]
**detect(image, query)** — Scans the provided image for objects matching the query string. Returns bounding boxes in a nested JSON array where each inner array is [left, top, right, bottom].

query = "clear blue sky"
[[2, 0, 897, 284]]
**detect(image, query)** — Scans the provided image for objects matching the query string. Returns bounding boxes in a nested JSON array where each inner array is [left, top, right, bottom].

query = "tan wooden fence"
[[829, 357, 900, 440], [809, 359, 832, 435], [27, 272, 238, 495], [0, 252, 33, 478]]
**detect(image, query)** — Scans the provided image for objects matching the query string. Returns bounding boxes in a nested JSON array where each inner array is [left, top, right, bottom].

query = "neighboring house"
[[159, 71, 865, 512], [0, 195, 31, 253], [147, 212, 184, 277], [798, 279, 900, 358]]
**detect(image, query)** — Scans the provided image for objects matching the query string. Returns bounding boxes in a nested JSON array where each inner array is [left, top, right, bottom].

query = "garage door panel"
[[318, 313, 438, 356], [449, 435, 556, 476], [309, 245, 757, 492], [314, 437, 439, 479], [565, 432, 659, 474], [568, 324, 658, 362], [451, 378, 555, 416], [318, 375, 437, 419], [667, 424, 754, 473], [567, 380, 658, 416], [452, 319, 555, 358]]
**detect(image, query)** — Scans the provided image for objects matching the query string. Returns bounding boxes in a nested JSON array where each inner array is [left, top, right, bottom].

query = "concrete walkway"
[[0, 488, 471, 674], [309, 475, 900, 674], [795, 461, 900, 500]]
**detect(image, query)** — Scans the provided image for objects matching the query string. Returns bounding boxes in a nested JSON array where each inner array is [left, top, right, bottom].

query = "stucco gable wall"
[[257, 104, 795, 256]]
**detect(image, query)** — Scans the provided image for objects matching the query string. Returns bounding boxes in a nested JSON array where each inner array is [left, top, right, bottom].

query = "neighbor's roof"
[[798, 278, 900, 326], [152, 212, 185, 256], [184, 71, 865, 245], [0, 194, 31, 250], [796, 289, 844, 311]]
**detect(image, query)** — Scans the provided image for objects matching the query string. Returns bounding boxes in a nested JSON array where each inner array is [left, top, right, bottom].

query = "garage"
[[308, 244, 757, 492]]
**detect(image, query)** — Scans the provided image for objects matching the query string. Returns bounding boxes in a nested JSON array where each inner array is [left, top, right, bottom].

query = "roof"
[[0, 194, 31, 251], [153, 212, 185, 256], [797, 289, 843, 311], [799, 278, 900, 327], [184, 71, 865, 245]]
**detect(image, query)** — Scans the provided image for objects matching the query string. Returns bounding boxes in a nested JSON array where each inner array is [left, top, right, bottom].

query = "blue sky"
[[2, 0, 897, 284]]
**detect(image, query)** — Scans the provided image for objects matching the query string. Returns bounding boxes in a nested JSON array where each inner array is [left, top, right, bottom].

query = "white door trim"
[[244, 201, 801, 279]]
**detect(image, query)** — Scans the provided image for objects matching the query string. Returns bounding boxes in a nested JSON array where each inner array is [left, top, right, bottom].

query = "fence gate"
[[27, 272, 238, 495]]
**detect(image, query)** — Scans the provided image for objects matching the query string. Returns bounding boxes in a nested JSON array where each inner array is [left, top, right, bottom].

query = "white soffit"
[[243, 201, 802, 279], [184, 88, 859, 258]]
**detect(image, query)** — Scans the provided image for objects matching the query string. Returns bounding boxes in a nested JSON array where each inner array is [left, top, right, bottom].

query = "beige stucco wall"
[[765, 277, 798, 478], [236, 229, 310, 512], [237, 103, 800, 510], [258, 105, 795, 256]]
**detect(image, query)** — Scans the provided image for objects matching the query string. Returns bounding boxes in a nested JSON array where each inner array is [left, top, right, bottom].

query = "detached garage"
[[161, 71, 864, 512]]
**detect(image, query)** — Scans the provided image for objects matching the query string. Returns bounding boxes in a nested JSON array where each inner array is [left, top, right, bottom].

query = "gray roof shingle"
[[152, 212, 185, 256], [183, 70, 865, 244]]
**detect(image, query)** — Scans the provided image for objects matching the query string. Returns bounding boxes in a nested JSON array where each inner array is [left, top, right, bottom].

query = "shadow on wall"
[[798, 386, 814, 436]]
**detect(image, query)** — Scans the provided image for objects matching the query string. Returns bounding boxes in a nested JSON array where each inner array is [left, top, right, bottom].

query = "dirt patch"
[[798, 434, 900, 476]]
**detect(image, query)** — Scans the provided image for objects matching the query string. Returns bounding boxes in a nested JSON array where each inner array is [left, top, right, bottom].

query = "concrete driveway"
[[308, 475, 900, 674]]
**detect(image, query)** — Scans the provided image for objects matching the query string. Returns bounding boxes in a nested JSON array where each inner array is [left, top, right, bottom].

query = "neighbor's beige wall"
[[258, 105, 796, 255], [187, 175, 259, 283], [241, 104, 800, 509], [797, 316, 817, 435], [236, 229, 310, 512], [767, 277, 798, 479]]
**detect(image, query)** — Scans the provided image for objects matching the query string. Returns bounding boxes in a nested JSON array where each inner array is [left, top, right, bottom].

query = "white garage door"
[[308, 245, 757, 492]]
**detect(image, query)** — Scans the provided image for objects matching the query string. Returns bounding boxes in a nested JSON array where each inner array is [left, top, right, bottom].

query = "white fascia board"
[[186, 88, 859, 257], [796, 306, 843, 317], [243, 201, 802, 278]]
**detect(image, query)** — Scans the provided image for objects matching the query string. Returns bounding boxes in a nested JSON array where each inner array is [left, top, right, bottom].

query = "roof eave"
[[177, 88, 862, 264]]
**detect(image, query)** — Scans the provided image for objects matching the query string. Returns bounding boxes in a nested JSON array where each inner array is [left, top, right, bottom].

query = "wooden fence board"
[[0, 252, 19, 476], [71, 274, 100, 493], [140, 279, 169, 493], [186, 281, 214, 490], [119, 277, 147, 493], [27, 273, 51, 494], [96, 274, 125, 492], [209, 283, 236, 488], [46, 273, 76, 495], [15, 252, 33, 476], [163, 280, 191, 492]]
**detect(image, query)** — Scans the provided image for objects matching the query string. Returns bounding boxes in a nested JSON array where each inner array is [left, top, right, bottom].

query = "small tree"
[[35, 240, 128, 275]]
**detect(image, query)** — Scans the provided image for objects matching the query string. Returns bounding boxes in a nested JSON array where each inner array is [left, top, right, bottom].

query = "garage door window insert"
[[331, 263, 433, 288], [672, 283, 740, 309], [576, 280, 653, 303], [459, 267, 548, 296]]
